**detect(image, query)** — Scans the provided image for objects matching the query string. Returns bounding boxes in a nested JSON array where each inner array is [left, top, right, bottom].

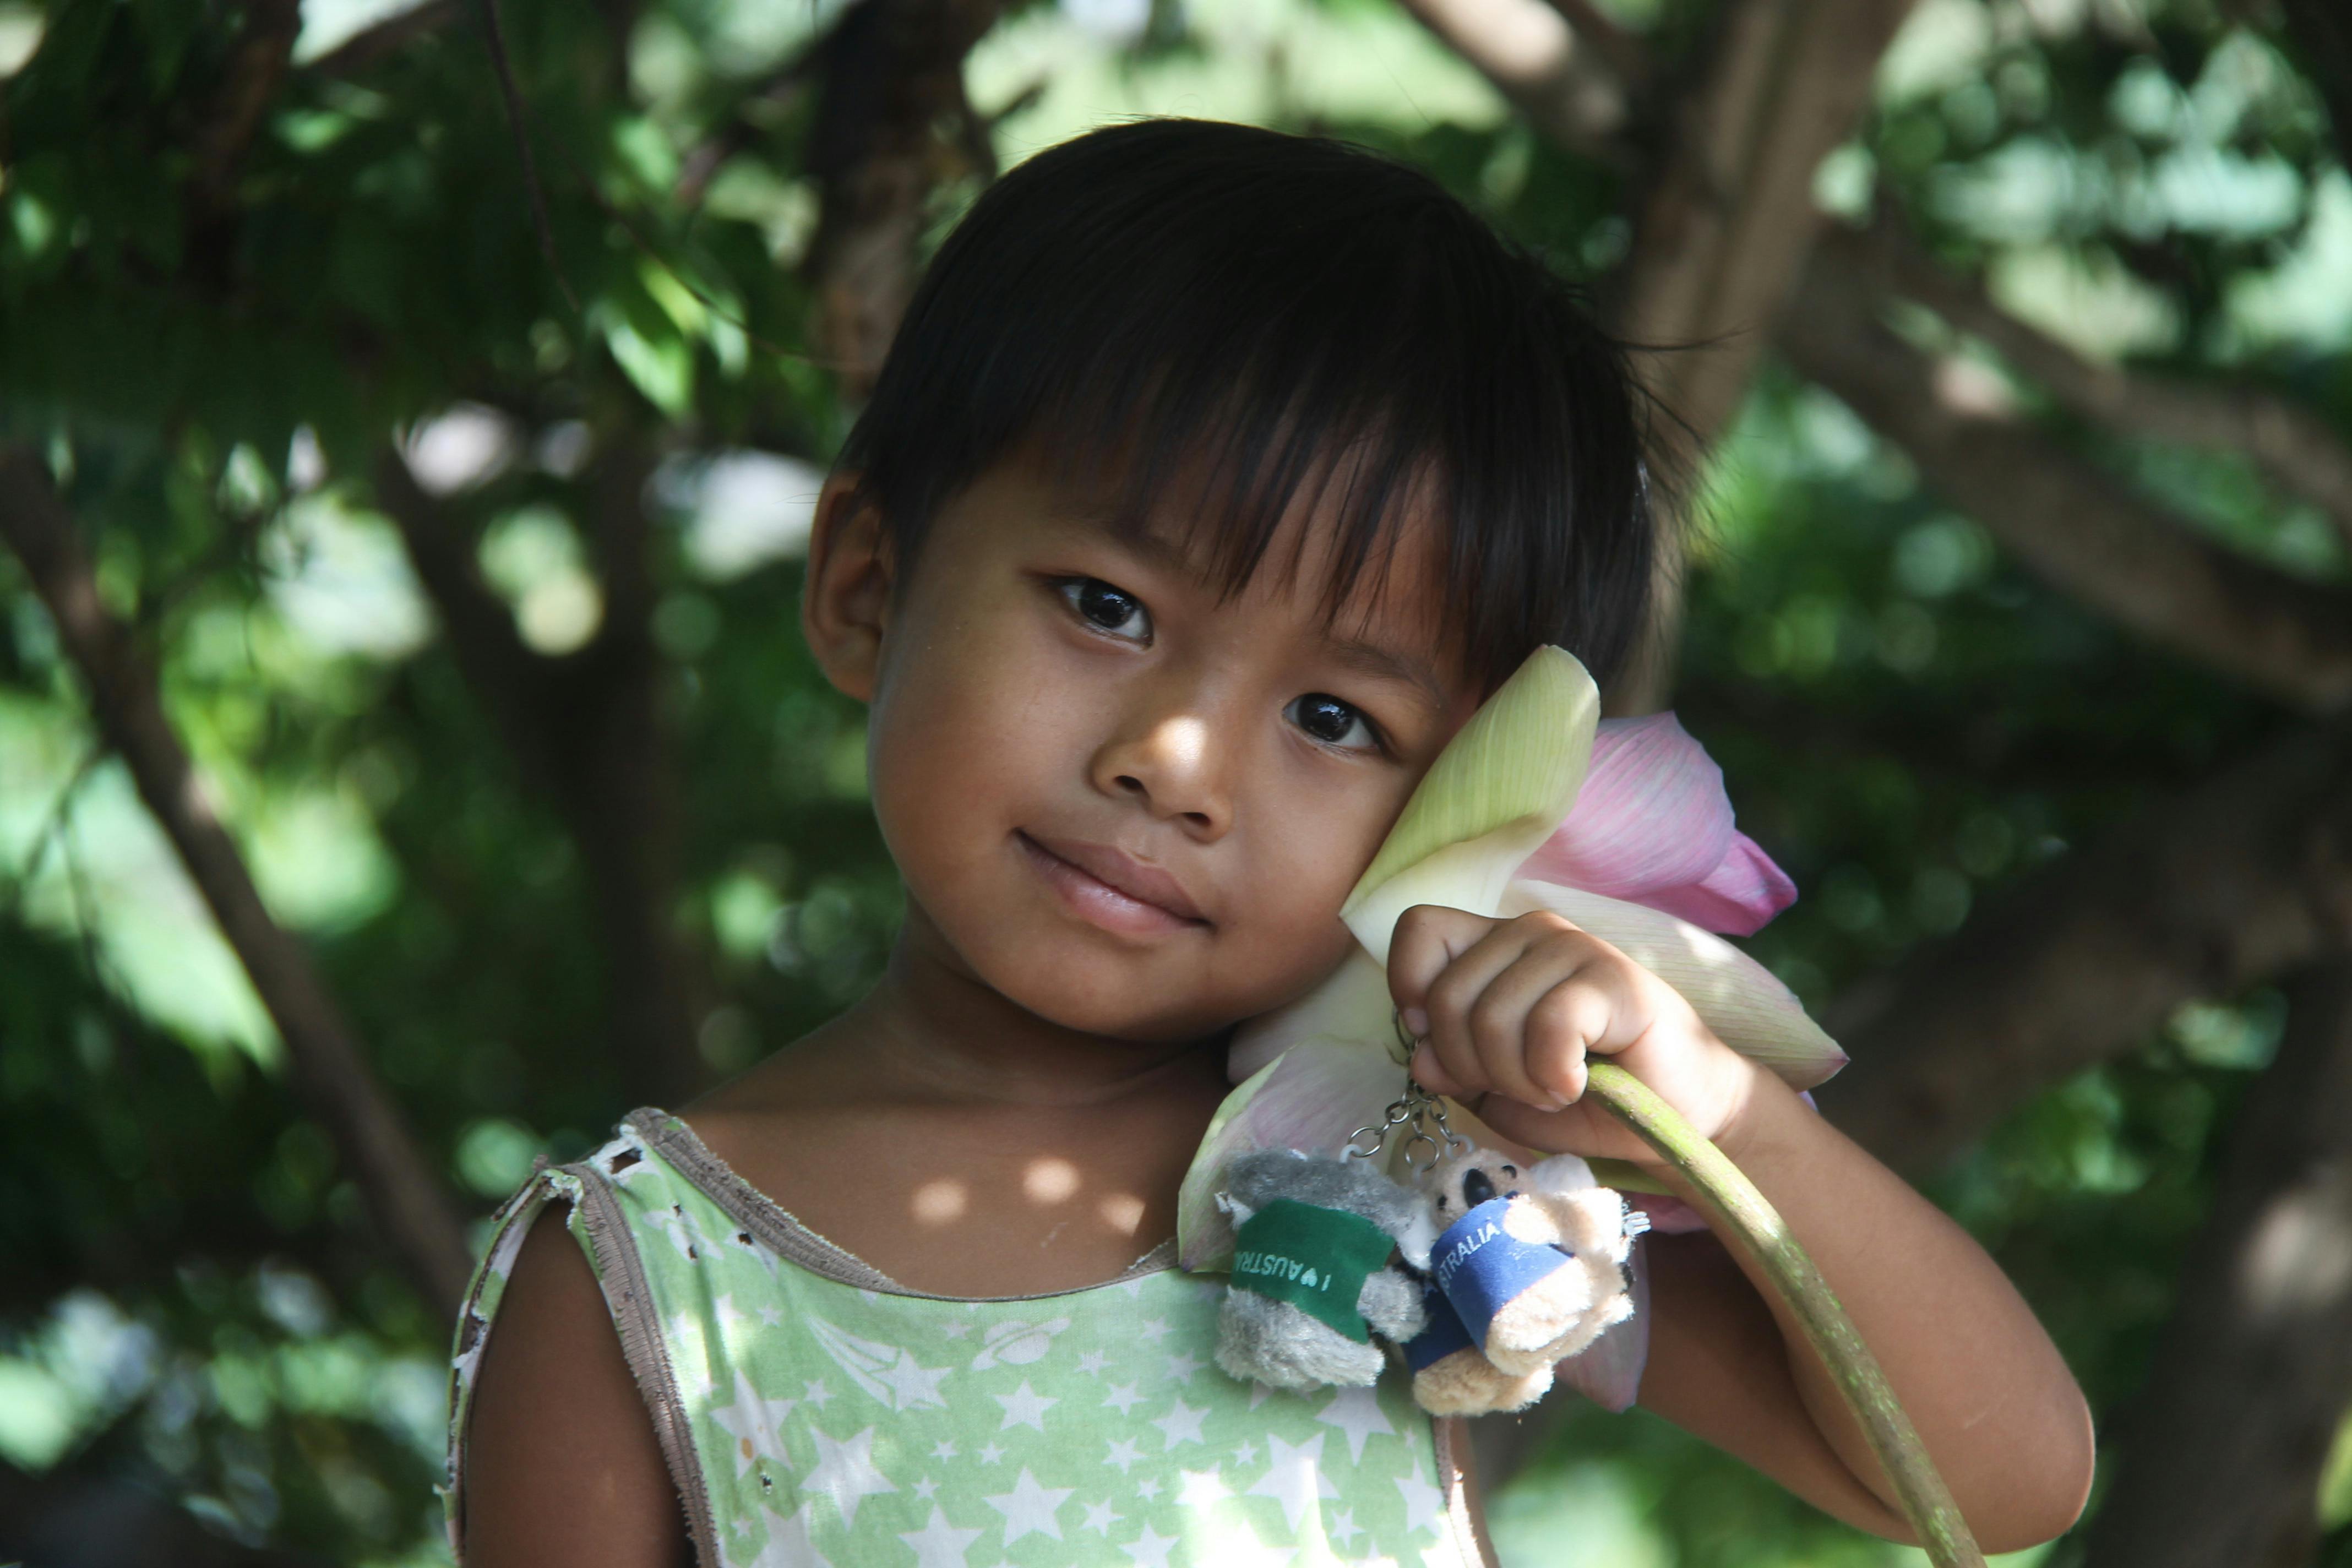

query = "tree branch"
[[1604, 0, 1920, 712], [1781, 231, 2352, 713], [1821, 717, 2352, 1173], [306, 0, 466, 79], [2078, 957, 2352, 1567], [803, 0, 1007, 399], [1407, 0, 1922, 710], [1852, 209, 2352, 557], [0, 446, 473, 1320], [1393, 0, 1627, 157], [191, 0, 303, 215], [373, 444, 710, 1108]]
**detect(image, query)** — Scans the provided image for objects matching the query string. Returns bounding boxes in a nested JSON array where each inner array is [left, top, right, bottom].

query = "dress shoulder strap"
[[442, 1126, 727, 1566]]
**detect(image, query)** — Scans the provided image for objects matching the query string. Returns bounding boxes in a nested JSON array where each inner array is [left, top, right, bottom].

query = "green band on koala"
[[1228, 1198, 1398, 1343]]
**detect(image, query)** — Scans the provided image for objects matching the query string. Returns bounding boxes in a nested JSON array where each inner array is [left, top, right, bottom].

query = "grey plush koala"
[[1212, 1150, 1438, 1391]]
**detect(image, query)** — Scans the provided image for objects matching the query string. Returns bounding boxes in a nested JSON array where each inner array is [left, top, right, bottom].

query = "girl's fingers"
[[1390, 906, 1525, 1097], [1525, 978, 1618, 1104], [1464, 949, 1591, 1110]]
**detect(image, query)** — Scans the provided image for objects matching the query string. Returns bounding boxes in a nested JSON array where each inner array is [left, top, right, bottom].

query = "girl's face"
[[815, 451, 1483, 1044]]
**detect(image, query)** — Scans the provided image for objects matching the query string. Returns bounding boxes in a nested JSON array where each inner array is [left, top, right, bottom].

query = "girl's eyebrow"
[[1054, 504, 1450, 712], [1319, 633, 1450, 715]]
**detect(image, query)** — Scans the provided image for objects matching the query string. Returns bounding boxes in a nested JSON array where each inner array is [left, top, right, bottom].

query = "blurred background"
[[2, 0, 2349, 1561]]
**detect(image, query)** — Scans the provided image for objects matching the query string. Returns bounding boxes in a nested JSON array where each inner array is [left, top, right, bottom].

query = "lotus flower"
[[1177, 646, 1846, 1411]]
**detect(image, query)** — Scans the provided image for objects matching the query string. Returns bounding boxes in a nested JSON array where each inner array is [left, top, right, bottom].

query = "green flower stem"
[[1581, 1062, 1988, 1568]]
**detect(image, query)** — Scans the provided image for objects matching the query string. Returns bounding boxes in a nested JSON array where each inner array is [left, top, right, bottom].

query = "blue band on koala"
[[1402, 1283, 1475, 1372], [1430, 1196, 1573, 1352]]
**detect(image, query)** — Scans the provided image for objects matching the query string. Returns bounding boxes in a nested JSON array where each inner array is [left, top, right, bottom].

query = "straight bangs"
[[839, 118, 1662, 693]]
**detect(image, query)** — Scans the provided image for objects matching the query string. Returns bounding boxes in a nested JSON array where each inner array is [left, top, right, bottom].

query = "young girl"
[[447, 119, 2094, 1566]]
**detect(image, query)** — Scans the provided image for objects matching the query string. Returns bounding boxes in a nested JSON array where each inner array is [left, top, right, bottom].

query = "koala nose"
[[1463, 1168, 1496, 1209]]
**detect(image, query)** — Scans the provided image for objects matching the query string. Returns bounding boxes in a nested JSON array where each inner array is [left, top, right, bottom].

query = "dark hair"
[[836, 118, 1662, 692]]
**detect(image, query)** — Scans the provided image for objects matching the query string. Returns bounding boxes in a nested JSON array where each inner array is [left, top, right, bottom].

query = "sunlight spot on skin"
[[1150, 716, 1210, 772], [1022, 1157, 1082, 1204], [911, 1178, 969, 1225], [1097, 1193, 1147, 1232]]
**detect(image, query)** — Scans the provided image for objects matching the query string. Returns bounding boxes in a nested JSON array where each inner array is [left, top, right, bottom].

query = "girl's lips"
[[1015, 832, 1208, 938]]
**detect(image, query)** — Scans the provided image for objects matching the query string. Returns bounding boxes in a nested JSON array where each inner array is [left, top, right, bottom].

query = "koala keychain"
[[1407, 1144, 1647, 1414], [1379, 1014, 1650, 1415]]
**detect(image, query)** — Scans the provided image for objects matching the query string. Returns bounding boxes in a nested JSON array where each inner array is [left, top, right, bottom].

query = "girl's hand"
[[1386, 904, 1766, 1166]]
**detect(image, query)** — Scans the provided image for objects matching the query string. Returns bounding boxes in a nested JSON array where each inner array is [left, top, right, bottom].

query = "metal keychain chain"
[[1344, 1010, 1468, 1173]]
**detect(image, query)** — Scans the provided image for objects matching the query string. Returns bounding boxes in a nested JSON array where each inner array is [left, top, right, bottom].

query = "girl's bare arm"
[[1632, 1071, 2095, 1551], [462, 1209, 693, 1568]]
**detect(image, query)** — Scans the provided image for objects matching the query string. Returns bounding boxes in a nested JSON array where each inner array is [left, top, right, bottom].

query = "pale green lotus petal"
[[1175, 1038, 1407, 1270], [1339, 646, 1598, 964], [1497, 880, 1849, 1090], [1226, 948, 1399, 1084]]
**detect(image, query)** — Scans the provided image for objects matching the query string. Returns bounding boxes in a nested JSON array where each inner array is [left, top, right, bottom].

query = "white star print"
[[806, 1316, 951, 1411], [1104, 1437, 1143, 1473], [976, 1441, 1006, 1464], [932, 1440, 958, 1461], [1121, 1523, 1179, 1568], [733, 1500, 832, 1568], [993, 1380, 1057, 1431], [710, 1293, 752, 1346], [1329, 1505, 1363, 1548], [897, 1504, 982, 1568], [915, 1477, 939, 1501], [757, 1304, 785, 1328], [1103, 1381, 1143, 1414], [1075, 1349, 1109, 1375], [982, 1468, 1073, 1544], [1151, 1397, 1208, 1448], [1134, 1478, 1162, 1501], [875, 1352, 952, 1411], [709, 1365, 798, 1477], [1081, 1499, 1120, 1534], [1248, 1381, 1276, 1410], [1394, 1472, 1444, 1535], [1247, 1433, 1340, 1532], [1163, 1350, 1204, 1384], [1177, 1468, 1229, 1507], [803, 1425, 896, 1528], [1316, 1386, 1395, 1463], [1137, 1317, 1171, 1343], [804, 1378, 833, 1408], [941, 1320, 972, 1339], [1234, 1440, 1260, 1468]]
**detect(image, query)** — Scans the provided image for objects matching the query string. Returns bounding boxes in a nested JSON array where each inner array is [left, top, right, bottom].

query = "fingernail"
[[1402, 1008, 1428, 1039]]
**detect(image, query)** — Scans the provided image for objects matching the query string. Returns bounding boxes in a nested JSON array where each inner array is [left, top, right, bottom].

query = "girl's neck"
[[841, 905, 1232, 1108]]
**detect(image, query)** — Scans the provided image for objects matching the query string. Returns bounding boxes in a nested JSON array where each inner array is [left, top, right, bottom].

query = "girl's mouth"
[[1015, 831, 1210, 938]]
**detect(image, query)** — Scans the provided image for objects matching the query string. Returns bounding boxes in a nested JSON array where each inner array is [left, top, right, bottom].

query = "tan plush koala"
[[1421, 1145, 1640, 1378]]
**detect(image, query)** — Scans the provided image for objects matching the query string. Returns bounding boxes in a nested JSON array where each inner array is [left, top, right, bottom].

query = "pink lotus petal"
[[1516, 713, 1796, 937], [1553, 1233, 1649, 1412], [1175, 1039, 1405, 1271]]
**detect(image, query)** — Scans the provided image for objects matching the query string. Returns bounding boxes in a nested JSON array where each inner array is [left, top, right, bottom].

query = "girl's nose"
[[1090, 689, 1236, 839]]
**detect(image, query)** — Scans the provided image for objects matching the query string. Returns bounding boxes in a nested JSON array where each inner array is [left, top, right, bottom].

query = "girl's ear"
[[801, 470, 895, 703]]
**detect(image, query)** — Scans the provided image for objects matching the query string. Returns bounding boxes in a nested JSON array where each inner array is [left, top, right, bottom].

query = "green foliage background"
[[2, 0, 2349, 1561]]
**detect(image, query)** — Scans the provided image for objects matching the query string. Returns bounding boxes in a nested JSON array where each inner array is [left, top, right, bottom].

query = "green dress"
[[443, 1108, 1494, 1567]]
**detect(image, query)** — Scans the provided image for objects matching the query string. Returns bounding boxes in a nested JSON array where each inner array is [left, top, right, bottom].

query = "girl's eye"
[[1288, 692, 1381, 753], [1057, 578, 1152, 643]]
